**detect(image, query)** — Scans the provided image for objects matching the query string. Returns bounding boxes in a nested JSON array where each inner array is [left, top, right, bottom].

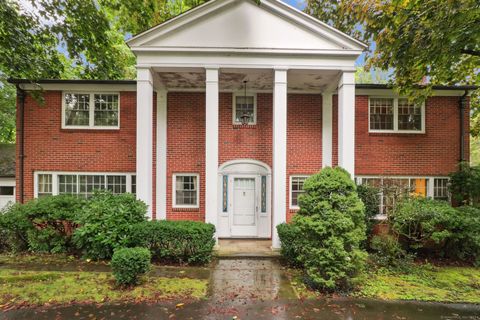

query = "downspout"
[[16, 85, 26, 204], [459, 90, 468, 163]]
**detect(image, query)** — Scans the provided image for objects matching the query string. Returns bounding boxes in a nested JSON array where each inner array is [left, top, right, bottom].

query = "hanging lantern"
[[240, 80, 250, 125]]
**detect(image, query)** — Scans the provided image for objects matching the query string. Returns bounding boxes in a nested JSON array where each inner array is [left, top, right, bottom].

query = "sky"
[[282, 0, 306, 9]]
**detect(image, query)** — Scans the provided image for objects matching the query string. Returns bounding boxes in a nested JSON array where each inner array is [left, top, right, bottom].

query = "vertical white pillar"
[[337, 71, 356, 177], [156, 89, 167, 220], [205, 67, 219, 234], [322, 92, 333, 168], [136, 68, 154, 218], [272, 68, 288, 249]]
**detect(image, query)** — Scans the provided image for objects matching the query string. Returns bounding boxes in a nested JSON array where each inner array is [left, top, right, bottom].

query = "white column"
[[136, 67, 154, 218], [337, 71, 356, 177], [156, 89, 167, 220], [272, 68, 288, 249], [205, 67, 219, 233], [322, 92, 333, 168]]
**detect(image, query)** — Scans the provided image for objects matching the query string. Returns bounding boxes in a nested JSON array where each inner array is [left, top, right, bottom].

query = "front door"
[[230, 177, 257, 237]]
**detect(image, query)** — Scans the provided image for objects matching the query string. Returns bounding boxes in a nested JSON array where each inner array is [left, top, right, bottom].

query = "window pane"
[[65, 93, 90, 126], [222, 175, 228, 213], [131, 175, 136, 194], [107, 175, 126, 194], [0, 186, 14, 196], [434, 178, 449, 201], [79, 175, 105, 198], [291, 176, 308, 207], [398, 99, 422, 131], [175, 175, 198, 206], [58, 175, 77, 195], [94, 94, 119, 126], [370, 98, 394, 130], [38, 174, 53, 197], [235, 96, 255, 123]]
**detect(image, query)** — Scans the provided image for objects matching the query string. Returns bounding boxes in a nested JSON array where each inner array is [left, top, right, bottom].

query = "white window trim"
[[368, 97, 425, 134], [355, 175, 450, 219], [172, 173, 200, 209], [62, 91, 121, 130], [289, 175, 310, 210], [232, 92, 257, 125], [34, 171, 135, 197]]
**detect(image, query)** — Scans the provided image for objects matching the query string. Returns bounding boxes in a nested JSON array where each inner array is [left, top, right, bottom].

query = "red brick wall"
[[166, 92, 206, 221], [286, 94, 322, 222], [16, 91, 137, 202], [354, 95, 469, 176]]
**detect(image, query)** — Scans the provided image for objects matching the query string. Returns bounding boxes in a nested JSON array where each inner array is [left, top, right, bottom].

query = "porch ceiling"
[[154, 69, 340, 92]]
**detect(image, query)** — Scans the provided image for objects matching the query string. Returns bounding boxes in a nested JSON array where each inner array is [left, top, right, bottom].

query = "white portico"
[[127, 0, 365, 248]]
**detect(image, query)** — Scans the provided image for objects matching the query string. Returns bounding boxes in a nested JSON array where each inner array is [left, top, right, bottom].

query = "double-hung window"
[[369, 97, 424, 133], [290, 176, 309, 209], [233, 94, 256, 125], [173, 174, 199, 208], [63, 92, 120, 129]]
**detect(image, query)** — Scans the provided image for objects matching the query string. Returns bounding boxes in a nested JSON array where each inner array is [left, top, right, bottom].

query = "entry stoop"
[[215, 239, 281, 258]]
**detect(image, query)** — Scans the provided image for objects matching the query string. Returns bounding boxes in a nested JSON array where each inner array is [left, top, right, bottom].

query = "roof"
[[8, 79, 478, 91], [0, 144, 15, 178]]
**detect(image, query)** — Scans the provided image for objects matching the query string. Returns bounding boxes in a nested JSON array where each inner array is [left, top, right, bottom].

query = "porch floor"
[[215, 239, 280, 258]]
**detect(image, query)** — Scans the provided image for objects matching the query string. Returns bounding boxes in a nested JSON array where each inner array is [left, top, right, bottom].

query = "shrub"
[[111, 247, 151, 286], [290, 167, 367, 291], [445, 206, 480, 265], [390, 197, 457, 253], [0, 204, 32, 253], [276, 223, 302, 267], [357, 184, 381, 232], [129, 220, 215, 265], [369, 234, 413, 269], [73, 191, 147, 260], [449, 163, 480, 206], [0, 195, 84, 253]]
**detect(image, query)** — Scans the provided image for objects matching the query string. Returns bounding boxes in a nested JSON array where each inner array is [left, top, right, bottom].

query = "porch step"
[[214, 239, 281, 258]]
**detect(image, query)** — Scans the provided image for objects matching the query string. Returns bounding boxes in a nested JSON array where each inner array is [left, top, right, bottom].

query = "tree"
[[306, 0, 480, 99], [0, 78, 15, 143]]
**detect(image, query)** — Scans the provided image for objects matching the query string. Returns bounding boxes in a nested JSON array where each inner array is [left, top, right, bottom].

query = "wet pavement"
[[2, 258, 480, 319]]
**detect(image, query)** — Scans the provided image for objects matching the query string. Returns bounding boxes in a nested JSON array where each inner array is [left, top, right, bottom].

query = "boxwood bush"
[[278, 167, 367, 291], [129, 220, 215, 265], [73, 191, 147, 260], [111, 247, 151, 286], [276, 222, 302, 267]]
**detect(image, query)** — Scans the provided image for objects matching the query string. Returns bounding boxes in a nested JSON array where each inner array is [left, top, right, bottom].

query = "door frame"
[[217, 159, 272, 238]]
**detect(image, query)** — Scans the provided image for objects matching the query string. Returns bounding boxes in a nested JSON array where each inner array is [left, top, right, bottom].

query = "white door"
[[0, 186, 15, 210], [231, 177, 257, 237]]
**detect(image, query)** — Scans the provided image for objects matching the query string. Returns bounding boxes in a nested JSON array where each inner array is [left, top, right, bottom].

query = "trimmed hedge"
[[111, 247, 151, 286], [129, 220, 216, 265], [276, 222, 302, 267]]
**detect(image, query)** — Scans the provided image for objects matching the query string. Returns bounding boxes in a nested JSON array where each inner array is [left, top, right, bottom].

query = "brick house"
[[10, 0, 474, 247]]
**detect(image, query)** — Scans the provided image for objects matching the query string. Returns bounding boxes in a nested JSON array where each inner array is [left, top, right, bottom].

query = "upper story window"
[[233, 94, 256, 125], [369, 97, 424, 133], [63, 92, 120, 129]]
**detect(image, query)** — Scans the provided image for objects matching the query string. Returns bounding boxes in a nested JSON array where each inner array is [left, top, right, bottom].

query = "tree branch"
[[461, 49, 480, 57]]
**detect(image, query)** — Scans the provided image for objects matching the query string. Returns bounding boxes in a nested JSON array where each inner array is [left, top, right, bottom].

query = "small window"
[[79, 175, 105, 198], [0, 186, 14, 196], [38, 174, 53, 197], [398, 99, 422, 131], [58, 175, 77, 195], [107, 175, 126, 194], [290, 176, 308, 209], [174, 174, 199, 208], [233, 95, 256, 124], [63, 92, 119, 129], [131, 175, 136, 195], [370, 98, 394, 130], [434, 178, 449, 201]]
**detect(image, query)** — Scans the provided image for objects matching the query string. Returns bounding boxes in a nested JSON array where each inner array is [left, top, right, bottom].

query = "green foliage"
[[445, 206, 480, 265], [471, 136, 480, 166], [73, 191, 147, 260], [276, 223, 302, 267], [129, 220, 215, 265], [111, 247, 151, 286], [390, 197, 457, 252], [369, 234, 413, 270], [449, 163, 480, 206], [0, 195, 84, 253], [0, 204, 33, 253], [0, 79, 15, 143], [356, 184, 381, 232], [282, 167, 367, 291]]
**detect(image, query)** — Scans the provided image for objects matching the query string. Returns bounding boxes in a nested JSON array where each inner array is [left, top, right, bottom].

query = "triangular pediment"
[[127, 0, 366, 52]]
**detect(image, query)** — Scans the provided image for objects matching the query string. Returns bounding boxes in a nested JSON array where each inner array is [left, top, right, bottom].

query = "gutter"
[[16, 85, 26, 204], [459, 90, 469, 163]]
